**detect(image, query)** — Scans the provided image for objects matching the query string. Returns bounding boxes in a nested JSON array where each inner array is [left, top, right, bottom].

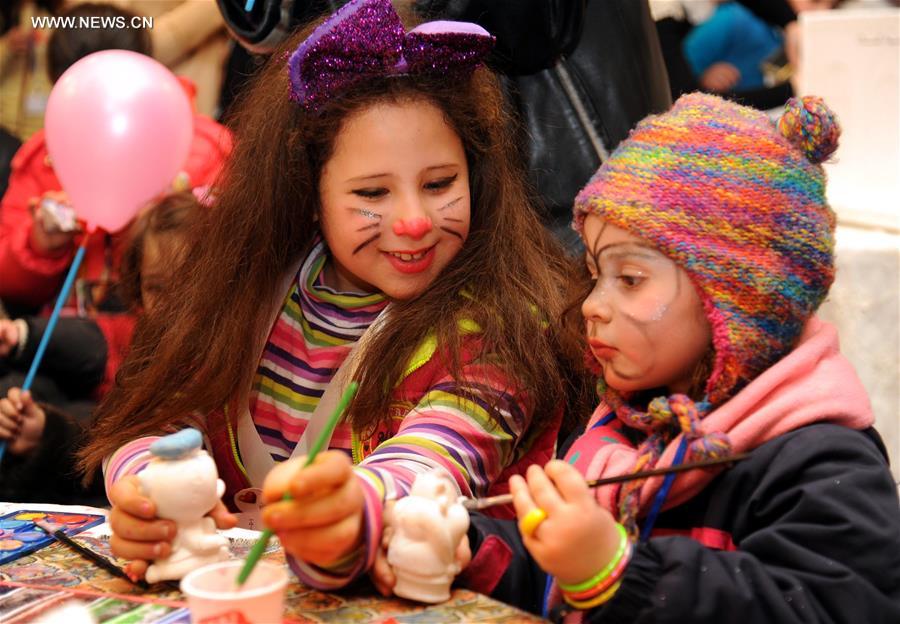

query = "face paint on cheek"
[[437, 196, 467, 240], [439, 226, 464, 240], [619, 277, 680, 342], [439, 197, 462, 215], [350, 208, 383, 254], [624, 295, 670, 324], [353, 233, 381, 254], [601, 284, 677, 385]]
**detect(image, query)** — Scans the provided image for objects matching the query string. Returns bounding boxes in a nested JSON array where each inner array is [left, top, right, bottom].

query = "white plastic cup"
[[180, 560, 288, 624]]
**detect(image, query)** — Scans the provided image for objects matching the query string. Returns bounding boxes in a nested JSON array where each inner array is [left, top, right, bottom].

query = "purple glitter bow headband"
[[288, 0, 494, 110]]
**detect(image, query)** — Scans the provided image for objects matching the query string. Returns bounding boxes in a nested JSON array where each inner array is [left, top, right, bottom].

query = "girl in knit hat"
[[454, 93, 900, 622]]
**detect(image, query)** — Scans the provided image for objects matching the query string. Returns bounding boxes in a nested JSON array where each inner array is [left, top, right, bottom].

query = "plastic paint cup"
[[180, 560, 288, 624]]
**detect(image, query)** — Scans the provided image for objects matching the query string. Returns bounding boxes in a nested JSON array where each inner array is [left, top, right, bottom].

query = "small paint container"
[[180, 560, 288, 624]]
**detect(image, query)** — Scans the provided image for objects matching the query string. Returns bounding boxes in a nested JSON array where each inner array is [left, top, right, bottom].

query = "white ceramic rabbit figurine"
[[387, 470, 470, 603], [138, 428, 230, 583]]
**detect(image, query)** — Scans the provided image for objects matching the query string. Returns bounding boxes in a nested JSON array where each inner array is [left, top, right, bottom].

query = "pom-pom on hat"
[[574, 93, 841, 406]]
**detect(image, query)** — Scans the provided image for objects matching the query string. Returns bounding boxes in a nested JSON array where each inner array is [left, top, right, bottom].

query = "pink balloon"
[[44, 50, 193, 233]]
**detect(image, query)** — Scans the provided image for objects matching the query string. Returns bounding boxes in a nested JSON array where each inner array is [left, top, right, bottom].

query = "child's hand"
[[369, 501, 472, 597], [0, 320, 19, 358], [29, 191, 78, 255], [262, 450, 364, 567], [699, 62, 741, 93], [510, 460, 621, 586], [371, 501, 397, 596], [108, 474, 236, 581], [0, 388, 45, 456]]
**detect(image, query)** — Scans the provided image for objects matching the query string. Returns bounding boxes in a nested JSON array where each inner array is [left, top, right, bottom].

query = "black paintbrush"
[[34, 519, 150, 590], [462, 453, 750, 510]]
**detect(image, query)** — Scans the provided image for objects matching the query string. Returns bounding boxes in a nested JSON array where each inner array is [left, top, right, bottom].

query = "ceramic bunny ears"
[[287, 0, 494, 110]]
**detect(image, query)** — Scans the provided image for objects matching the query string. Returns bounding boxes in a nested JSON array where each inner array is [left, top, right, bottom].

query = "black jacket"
[[417, 0, 672, 250], [460, 424, 900, 623], [0, 403, 104, 505], [3, 316, 108, 398]]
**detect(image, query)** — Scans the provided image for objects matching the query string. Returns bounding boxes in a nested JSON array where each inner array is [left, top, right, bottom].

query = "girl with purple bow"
[[78, 0, 587, 589]]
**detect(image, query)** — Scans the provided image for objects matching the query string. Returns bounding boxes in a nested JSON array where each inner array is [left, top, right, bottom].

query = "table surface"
[[0, 504, 545, 623]]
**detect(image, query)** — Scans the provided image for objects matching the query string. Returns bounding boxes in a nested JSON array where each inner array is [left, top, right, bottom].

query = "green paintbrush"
[[235, 380, 360, 586]]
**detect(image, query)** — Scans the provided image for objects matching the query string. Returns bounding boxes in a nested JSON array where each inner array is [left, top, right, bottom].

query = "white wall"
[[800, 8, 900, 480]]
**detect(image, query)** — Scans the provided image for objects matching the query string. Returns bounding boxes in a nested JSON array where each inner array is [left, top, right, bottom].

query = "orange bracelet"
[[564, 578, 624, 610]]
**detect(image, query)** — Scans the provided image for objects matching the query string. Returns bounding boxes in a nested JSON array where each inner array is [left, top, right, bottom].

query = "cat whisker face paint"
[[353, 232, 381, 255], [439, 197, 462, 212], [352, 210, 383, 254], [580, 215, 711, 395], [438, 197, 466, 239]]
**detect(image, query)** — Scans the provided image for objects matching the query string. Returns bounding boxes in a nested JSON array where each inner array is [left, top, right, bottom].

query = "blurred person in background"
[[0, 1, 62, 140], [652, 0, 801, 110], [0, 191, 203, 505], [67, 0, 230, 118]]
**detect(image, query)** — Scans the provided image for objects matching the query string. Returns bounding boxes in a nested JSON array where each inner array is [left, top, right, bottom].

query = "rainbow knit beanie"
[[573, 93, 841, 406]]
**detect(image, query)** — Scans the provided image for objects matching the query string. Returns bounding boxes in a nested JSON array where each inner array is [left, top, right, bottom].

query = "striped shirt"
[[249, 240, 387, 460]]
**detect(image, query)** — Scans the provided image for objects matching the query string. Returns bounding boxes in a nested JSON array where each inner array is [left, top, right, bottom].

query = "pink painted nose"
[[392, 217, 433, 239]]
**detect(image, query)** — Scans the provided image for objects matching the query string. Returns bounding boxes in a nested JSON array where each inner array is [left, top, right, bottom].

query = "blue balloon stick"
[[0, 236, 90, 465]]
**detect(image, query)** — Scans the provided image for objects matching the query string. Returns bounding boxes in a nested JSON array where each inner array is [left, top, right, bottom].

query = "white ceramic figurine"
[[139, 428, 230, 583], [387, 470, 470, 603]]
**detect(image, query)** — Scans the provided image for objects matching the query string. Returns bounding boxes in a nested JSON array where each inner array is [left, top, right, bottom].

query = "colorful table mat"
[[0, 535, 545, 622]]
